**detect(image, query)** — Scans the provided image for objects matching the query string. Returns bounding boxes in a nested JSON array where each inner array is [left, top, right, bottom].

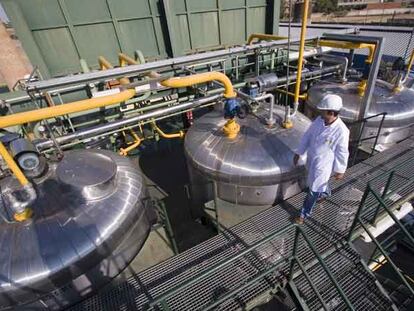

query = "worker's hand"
[[293, 154, 300, 166], [334, 172, 345, 180]]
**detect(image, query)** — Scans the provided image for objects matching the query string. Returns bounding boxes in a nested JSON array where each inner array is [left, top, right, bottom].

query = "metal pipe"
[[161, 72, 236, 99], [402, 48, 414, 84], [98, 56, 130, 85], [119, 129, 142, 156], [0, 141, 29, 186], [247, 33, 288, 45], [254, 93, 275, 126], [119, 52, 160, 79], [26, 28, 357, 91], [35, 94, 221, 150], [0, 89, 136, 129], [318, 40, 376, 64], [152, 122, 184, 139], [292, 0, 309, 116], [358, 37, 384, 122], [316, 54, 349, 82]]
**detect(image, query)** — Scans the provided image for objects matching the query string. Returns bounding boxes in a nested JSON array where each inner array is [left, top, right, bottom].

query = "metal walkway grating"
[[293, 244, 391, 311], [69, 138, 414, 311]]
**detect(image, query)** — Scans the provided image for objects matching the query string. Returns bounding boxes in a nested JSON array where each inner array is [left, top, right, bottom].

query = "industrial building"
[[0, 0, 413, 310]]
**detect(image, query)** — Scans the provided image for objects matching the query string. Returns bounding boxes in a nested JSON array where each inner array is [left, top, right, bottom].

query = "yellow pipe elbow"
[[118, 53, 160, 79], [0, 89, 136, 129], [119, 131, 142, 156], [152, 122, 184, 139], [318, 40, 376, 64], [99, 56, 130, 85], [0, 141, 29, 186], [247, 33, 288, 45], [161, 72, 236, 98]]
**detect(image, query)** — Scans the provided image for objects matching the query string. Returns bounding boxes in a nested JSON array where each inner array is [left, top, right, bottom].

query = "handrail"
[[347, 179, 414, 297], [147, 223, 354, 310]]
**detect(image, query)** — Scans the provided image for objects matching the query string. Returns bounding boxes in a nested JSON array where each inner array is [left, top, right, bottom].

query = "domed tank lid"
[[57, 150, 117, 200], [185, 106, 311, 186]]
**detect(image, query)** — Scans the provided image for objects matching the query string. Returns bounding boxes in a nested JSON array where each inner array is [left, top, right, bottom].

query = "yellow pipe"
[[406, 49, 414, 79], [293, 0, 309, 106], [318, 40, 376, 64], [274, 88, 306, 99], [0, 89, 136, 129], [0, 141, 29, 186], [119, 53, 236, 98], [152, 122, 184, 139], [98, 56, 130, 85], [119, 130, 142, 156], [161, 71, 236, 98], [247, 33, 288, 45], [118, 53, 160, 79]]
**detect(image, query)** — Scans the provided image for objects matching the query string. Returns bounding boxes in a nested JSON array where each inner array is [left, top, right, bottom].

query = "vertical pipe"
[[292, 0, 309, 109], [0, 142, 29, 186]]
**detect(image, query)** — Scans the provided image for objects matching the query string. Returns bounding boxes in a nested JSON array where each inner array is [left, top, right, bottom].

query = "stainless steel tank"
[[306, 80, 414, 149], [184, 105, 311, 210], [0, 149, 152, 310]]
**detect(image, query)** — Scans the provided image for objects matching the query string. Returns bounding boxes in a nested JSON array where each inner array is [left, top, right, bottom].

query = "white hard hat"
[[317, 94, 343, 112]]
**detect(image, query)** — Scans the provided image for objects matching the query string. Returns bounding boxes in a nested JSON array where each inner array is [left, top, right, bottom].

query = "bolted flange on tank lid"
[[56, 150, 117, 200]]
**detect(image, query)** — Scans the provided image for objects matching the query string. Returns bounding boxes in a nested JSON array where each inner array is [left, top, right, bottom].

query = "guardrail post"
[[347, 184, 372, 242]]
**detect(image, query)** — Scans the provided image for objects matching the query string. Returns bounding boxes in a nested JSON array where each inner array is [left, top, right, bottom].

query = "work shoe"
[[294, 216, 304, 225]]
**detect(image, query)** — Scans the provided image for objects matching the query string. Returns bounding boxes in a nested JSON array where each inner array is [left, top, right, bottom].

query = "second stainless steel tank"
[[184, 105, 311, 209], [306, 80, 414, 149]]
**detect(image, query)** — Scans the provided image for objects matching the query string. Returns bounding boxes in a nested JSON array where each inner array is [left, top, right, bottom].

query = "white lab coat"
[[297, 116, 350, 193]]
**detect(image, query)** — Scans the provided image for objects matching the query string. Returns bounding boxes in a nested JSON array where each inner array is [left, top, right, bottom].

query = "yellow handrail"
[[247, 33, 288, 45]]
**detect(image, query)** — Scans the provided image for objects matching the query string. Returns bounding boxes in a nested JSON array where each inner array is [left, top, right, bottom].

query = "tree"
[[313, 0, 338, 13]]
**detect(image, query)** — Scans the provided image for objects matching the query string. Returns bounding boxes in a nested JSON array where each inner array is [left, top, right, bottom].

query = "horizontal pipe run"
[[247, 33, 288, 45], [35, 94, 222, 150], [0, 89, 136, 129], [27, 28, 357, 91]]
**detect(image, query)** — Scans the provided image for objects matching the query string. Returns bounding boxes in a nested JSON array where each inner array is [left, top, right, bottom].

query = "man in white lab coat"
[[293, 94, 350, 224]]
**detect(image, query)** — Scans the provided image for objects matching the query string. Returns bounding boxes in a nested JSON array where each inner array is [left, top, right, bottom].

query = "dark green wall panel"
[[1, 0, 280, 77]]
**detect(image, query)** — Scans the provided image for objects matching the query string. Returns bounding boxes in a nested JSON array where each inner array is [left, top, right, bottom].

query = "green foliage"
[[313, 0, 338, 13]]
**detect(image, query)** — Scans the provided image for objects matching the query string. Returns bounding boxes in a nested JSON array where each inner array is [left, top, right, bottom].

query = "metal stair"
[[291, 244, 396, 310]]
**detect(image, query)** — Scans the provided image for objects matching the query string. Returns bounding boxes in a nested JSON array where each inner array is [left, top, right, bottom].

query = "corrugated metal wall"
[[1, 0, 280, 78]]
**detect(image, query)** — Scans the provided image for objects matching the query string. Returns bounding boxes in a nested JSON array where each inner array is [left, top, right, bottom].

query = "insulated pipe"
[[402, 48, 414, 85], [247, 33, 288, 45], [0, 89, 136, 129], [161, 72, 237, 98], [35, 94, 221, 150], [98, 56, 130, 85], [0, 141, 29, 186], [27, 27, 357, 92], [152, 122, 184, 139], [119, 53, 160, 79], [292, 0, 309, 117], [318, 40, 376, 64], [119, 130, 142, 156]]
